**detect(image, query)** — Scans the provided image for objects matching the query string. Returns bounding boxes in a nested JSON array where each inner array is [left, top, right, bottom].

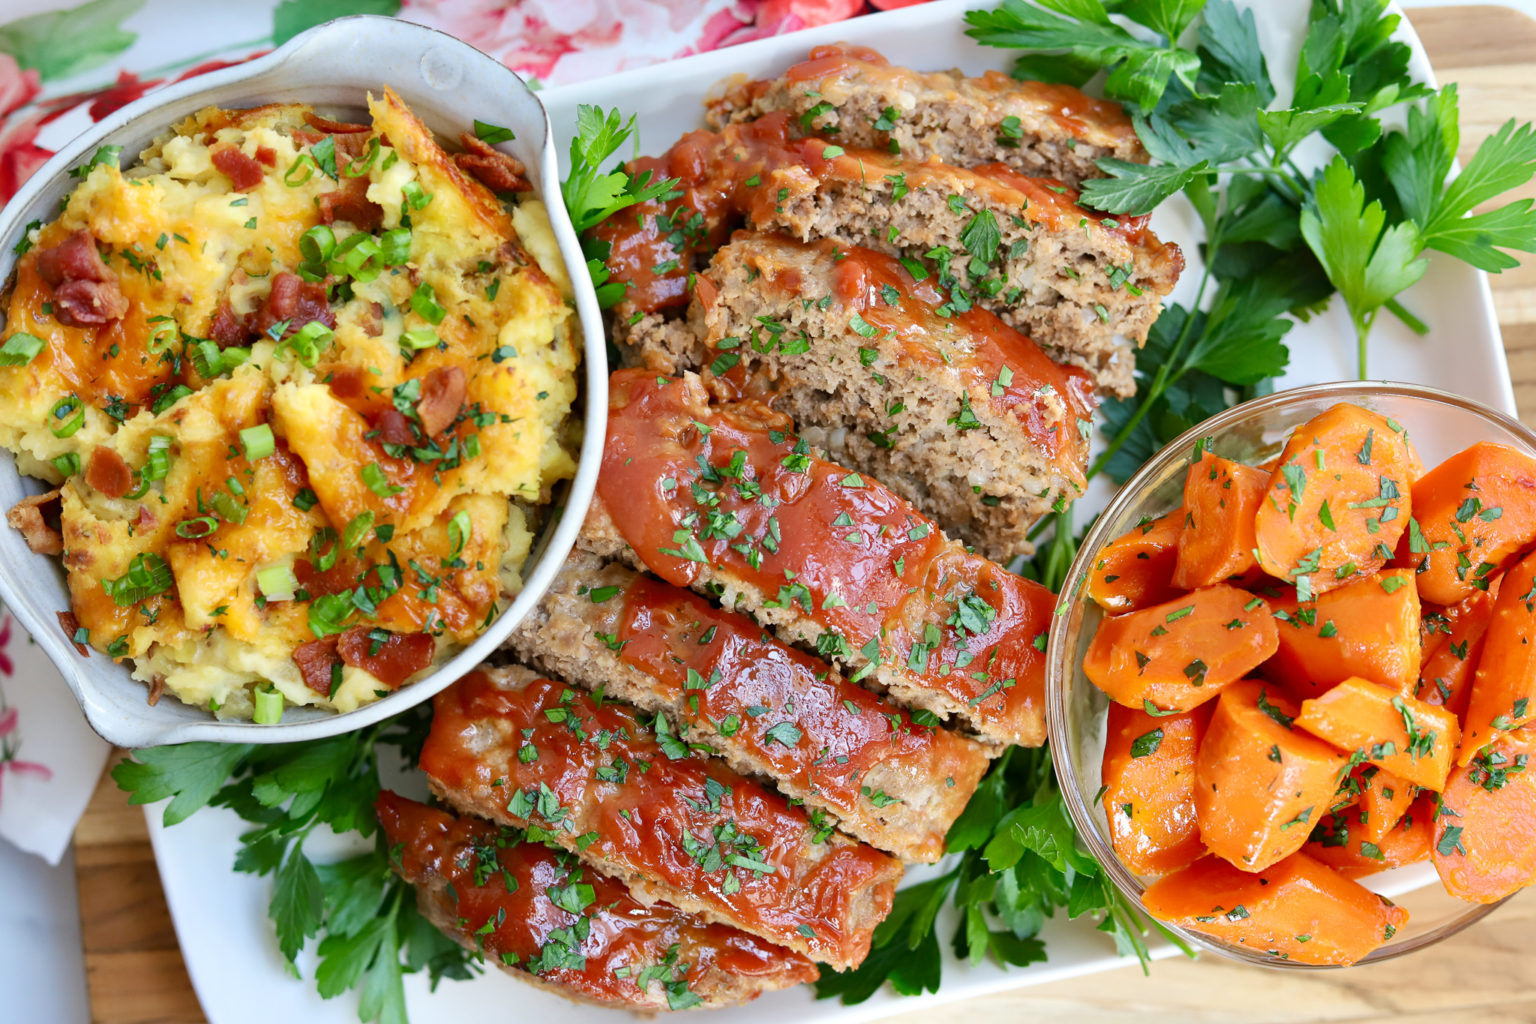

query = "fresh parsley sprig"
[[562, 105, 682, 308], [113, 707, 476, 1024]]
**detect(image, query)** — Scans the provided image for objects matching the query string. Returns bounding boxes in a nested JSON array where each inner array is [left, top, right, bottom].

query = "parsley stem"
[[1386, 296, 1430, 336]]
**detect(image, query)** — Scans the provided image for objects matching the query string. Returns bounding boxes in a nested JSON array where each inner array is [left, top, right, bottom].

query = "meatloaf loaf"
[[420, 664, 902, 970], [632, 234, 1097, 562], [377, 792, 818, 1009], [584, 369, 1058, 748], [507, 551, 996, 863], [705, 43, 1144, 188]]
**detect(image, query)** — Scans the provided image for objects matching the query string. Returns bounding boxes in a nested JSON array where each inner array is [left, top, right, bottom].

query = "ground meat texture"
[[421, 664, 902, 970], [507, 551, 996, 863], [631, 234, 1095, 562], [34, 230, 129, 326], [603, 115, 1179, 396], [377, 792, 818, 1009], [706, 43, 1144, 188], [584, 370, 1058, 748]]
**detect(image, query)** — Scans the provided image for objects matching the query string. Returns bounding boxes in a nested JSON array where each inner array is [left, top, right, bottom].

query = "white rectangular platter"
[[148, 1, 1516, 1021]]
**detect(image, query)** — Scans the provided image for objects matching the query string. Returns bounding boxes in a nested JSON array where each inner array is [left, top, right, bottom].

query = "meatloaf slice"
[[705, 43, 1144, 187], [421, 664, 903, 970], [377, 791, 818, 1009], [631, 234, 1097, 561], [507, 551, 996, 863], [584, 369, 1058, 748], [600, 115, 1179, 396]]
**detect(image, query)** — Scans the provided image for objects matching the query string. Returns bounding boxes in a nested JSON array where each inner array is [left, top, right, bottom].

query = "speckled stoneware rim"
[[0, 16, 607, 747], [1047, 380, 1528, 968]]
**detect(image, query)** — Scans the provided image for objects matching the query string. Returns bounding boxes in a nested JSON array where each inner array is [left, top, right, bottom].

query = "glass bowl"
[[1046, 380, 1536, 968]]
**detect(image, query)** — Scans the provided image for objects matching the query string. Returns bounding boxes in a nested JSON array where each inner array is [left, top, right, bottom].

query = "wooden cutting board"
[[72, 6, 1536, 1023]]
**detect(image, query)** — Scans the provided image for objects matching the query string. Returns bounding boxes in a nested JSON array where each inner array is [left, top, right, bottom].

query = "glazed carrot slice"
[[1195, 681, 1348, 871], [1416, 585, 1498, 721], [1254, 404, 1416, 596], [1087, 511, 1183, 615], [1295, 676, 1460, 792], [1306, 792, 1432, 879], [1352, 765, 1416, 843], [1101, 701, 1211, 875], [1171, 451, 1269, 590], [1431, 728, 1536, 903], [1400, 441, 1536, 606], [1460, 550, 1536, 762], [1266, 569, 1421, 698], [1142, 852, 1408, 965], [1083, 586, 1278, 712]]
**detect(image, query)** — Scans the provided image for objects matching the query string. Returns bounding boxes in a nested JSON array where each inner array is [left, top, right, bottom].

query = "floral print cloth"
[[0, 0, 931, 859]]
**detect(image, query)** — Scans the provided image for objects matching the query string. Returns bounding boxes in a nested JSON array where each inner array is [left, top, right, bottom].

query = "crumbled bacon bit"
[[86, 446, 133, 499], [293, 636, 342, 697], [416, 365, 467, 438], [337, 627, 434, 689], [374, 407, 416, 447], [57, 611, 88, 656], [453, 132, 531, 193], [304, 112, 371, 134], [255, 145, 277, 166], [209, 302, 248, 347], [251, 271, 335, 339], [8, 489, 62, 555], [34, 230, 129, 327], [316, 179, 383, 231], [211, 144, 264, 190], [147, 675, 166, 706], [327, 364, 365, 401]]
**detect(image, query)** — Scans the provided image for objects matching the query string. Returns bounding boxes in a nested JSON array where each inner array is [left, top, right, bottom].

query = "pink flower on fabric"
[[0, 53, 40, 118], [0, 614, 53, 806], [0, 52, 48, 205]]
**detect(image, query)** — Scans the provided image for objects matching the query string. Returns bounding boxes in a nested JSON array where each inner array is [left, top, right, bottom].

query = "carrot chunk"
[[1416, 585, 1498, 721], [1306, 792, 1432, 879], [1087, 511, 1183, 614], [1254, 404, 1416, 596], [1083, 585, 1278, 713], [1101, 702, 1211, 875], [1400, 441, 1536, 606], [1431, 728, 1536, 903], [1352, 765, 1416, 842], [1266, 569, 1421, 698], [1171, 451, 1269, 589], [1295, 676, 1460, 792], [1195, 681, 1348, 871], [1142, 852, 1408, 965], [1460, 550, 1536, 761]]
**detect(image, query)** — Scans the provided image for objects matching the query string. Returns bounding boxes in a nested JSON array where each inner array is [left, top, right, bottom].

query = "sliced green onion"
[[52, 452, 80, 477], [71, 144, 121, 179], [210, 490, 249, 525], [189, 338, 223, 379], [253, 684, 284, 724], [399, 327, 439, 351], [307, 593, 354, 638], [360, 461, 401, 498], [473, 119, 515, 144], [0, 332, 45, 366], [279, 321, 332, 367], [146, 318, 180, 354], [256, 565, 299, 600], [220, 346, 251, 374], [50, 395, 85, 438], [401, 180, 432, 210], [328, 232, 381, 282], [378, 226, 412, 266], [240, 424, 275, 460], [175, 516, 219, 539], [410, 282, 446, 324], [309, 526, 339, 571], [142, 435, 174, 482], [284, 153, 318, 186], [151, 385, 193, 415], [124, 470, 151, 500], [101, 552, 173, 606], [226, 474, 245, 497], [293, 488, 318, 512], [447, 509, 472, 559], [341, 137, 381, 177], [341, 511, 375, 550]]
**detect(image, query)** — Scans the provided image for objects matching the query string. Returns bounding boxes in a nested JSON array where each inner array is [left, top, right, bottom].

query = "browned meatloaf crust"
[[587, 370, 1058, 748], [705, 42, 1145, 188], [628, 233, 1097, 562], [377, 791, 819, 1009], [420, 663, 903, 970], [506, 550, 997, 863]]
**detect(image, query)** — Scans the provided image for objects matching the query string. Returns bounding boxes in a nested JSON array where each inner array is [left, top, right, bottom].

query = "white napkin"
[[0, 608, 110, 865]]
